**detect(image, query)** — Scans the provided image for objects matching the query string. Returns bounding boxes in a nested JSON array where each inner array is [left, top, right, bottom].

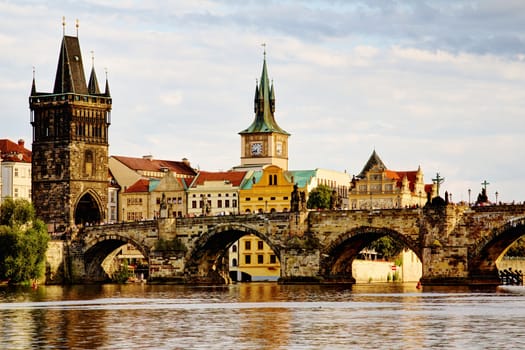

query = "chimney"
[[18, 139, 25, 147], [142, 155, 153, 161], [182, 157, 190, 167]]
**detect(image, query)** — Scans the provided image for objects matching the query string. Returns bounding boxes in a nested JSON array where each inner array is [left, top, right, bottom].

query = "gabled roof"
[[357, 150, 387, 178], [191, 171, 247, 188], [112, 155, 197, 177], [53, 35, 88, 94], [239, 55, 289, 136], [0, 139, 31, 163], [240, 170, 263, 190]]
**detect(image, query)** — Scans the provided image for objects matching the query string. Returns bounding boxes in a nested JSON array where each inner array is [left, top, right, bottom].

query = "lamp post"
[[468, 189, 471, 206], [495, 191, 499, 205]]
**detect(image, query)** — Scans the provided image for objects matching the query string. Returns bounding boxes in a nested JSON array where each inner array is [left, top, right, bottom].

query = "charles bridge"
[[45, 203, 525, 286]]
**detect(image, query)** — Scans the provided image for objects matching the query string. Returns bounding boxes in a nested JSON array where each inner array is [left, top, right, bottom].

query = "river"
[[0, 282, 523, 349]]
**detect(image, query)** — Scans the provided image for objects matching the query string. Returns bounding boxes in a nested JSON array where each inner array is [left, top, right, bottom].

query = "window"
[[84, 150, 94, 176], [257, 241, 264, 250], [192, 200, 197, 209], [270, 255, 277, 264], [232, 245, 237, 253], [245, 241, 251, 250], [14, 188, 19, 198], [245, 255, 251, 264], [257, 255, 264, 264], [232, 199, 237, 207], [217, 200, 222, 208], [225, 200, 230, 208], [14, 168, 19, 177], [232, 258, 237, 267]]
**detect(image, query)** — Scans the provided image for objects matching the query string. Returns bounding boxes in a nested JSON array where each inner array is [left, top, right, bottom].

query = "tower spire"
[[31, 66, 37, 96], [88, 50, 100, 94]]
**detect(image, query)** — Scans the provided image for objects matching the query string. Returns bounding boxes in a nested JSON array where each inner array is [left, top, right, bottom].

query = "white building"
[[0, 139, 32, 203]]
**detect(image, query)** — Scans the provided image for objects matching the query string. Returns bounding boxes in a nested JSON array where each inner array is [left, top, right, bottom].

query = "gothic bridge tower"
[[239, 50, 290, 170], [29, 23, 111, 231]]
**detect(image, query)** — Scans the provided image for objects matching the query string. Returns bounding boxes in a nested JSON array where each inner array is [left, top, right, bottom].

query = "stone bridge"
[[46, 204, 525, 286]]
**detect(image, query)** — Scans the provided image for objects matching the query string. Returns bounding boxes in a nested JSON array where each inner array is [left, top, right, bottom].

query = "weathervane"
[[432, 172, 445, 196]]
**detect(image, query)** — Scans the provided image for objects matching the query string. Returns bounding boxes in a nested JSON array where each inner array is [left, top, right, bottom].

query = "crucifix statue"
[[481, 180, 490, 191], [432, 172, 445, 196]]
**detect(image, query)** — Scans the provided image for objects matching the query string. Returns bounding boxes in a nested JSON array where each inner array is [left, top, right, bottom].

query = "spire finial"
[[32, 66, 35, 79], [104, 67, 108, 80], [76, 19, 79, 37], [62, 16, 66, 36], [91, 50, 95, 68], [261, 43, 266, 58]]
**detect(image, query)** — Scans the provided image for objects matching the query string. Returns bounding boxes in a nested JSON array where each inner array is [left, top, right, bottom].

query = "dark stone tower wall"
[[30, 34, 111, 232]]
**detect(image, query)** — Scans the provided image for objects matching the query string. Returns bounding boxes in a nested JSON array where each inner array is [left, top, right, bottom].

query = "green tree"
[[0, 198, 49, 284], [307, 185, 333, 210], [367, 236, 404, 261]]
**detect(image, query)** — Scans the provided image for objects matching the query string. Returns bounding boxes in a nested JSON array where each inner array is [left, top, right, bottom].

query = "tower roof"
[[357, 150, 387, 178], [53, 35, 88, 94], [88, 66, 100, 94], [239, 55, 289, 135]]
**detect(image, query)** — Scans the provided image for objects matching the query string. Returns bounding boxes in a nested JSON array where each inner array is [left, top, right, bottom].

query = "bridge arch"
[[185, 223, 281, 283], [82, 233, 150, 282], [320, 226, 422, 278], [468, 216, 525, 280]]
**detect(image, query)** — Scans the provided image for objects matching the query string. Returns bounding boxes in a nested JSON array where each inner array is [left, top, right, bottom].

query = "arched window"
[[232, 258, 238, 267]]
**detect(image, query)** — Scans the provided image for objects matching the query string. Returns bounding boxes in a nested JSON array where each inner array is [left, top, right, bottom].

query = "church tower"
[[239, 51, 290, 170], [29, 22, 111, 231]]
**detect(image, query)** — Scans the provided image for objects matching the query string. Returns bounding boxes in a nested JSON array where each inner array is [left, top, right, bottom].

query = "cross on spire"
[[432, 172, 445, 196]]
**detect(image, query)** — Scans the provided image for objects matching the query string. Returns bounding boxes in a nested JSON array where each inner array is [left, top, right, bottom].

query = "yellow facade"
[[230, 234, 280, 281], [239, 165, 294, 214]]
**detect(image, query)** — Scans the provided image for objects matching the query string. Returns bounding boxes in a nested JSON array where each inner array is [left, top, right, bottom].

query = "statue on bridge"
[[291, 184, 307, 212]]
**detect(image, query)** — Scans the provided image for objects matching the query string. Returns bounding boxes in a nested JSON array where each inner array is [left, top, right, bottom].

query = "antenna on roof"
[[76, 19, 79, 37], [62, 16, 66, 36]]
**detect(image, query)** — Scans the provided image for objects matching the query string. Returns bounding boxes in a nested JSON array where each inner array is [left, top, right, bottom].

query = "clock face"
[[251, 142, 263, 155]]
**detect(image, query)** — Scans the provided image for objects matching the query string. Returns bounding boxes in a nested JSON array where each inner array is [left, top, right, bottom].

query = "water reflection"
[[0, 283, 524, 349]]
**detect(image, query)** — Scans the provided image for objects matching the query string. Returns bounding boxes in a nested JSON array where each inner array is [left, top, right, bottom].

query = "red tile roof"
[[191, 171, 247, 187], [385, 170, 419, 192], [125, 179, 150, 193], [112, 155, 197, 177], [0, 139, 31, 163]]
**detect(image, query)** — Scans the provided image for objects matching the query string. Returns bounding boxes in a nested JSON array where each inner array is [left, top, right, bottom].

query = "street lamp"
[[468, 189, 471, 206]]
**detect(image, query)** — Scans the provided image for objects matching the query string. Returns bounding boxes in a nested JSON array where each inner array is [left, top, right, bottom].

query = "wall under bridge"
[[44, 204, 525, 286]]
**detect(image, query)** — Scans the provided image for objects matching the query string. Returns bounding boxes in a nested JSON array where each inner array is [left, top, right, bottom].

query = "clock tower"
[[239, 52, 290, 170]]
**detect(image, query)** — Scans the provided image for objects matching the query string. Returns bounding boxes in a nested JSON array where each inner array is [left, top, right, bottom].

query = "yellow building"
[[349, 150, 433, 209], [239, 165, 294, 213], [229, 234, 280, 282]]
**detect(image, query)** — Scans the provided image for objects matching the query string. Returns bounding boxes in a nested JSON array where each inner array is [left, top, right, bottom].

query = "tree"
[[367, 236, 404, 261], [307, 185, 333, 210], [0, 198, 49, 284]]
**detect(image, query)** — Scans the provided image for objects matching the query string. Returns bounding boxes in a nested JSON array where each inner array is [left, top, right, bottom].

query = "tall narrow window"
[[85, 150, 94, 176]]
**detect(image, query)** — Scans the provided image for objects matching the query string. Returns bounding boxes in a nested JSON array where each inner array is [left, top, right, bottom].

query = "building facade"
[[29, 30, 111, 231], [0, 139, 32, 203], [349, 150, 432, 209]]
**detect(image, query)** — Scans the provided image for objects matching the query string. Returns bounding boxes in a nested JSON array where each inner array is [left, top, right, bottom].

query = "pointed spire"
[[30, 66, 37, 96], [254, 79, 259, 113], [87, 51, 100, 94], [53, 35, 88, 94], [240, 47, 289, 136], [104, 67, 111, 97]]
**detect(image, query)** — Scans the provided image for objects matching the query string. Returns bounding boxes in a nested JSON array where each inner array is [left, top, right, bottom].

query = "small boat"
[[497, 285, 525, 294]]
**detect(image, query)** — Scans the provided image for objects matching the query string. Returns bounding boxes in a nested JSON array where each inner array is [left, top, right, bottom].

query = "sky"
[[1, 0, 525, 203]]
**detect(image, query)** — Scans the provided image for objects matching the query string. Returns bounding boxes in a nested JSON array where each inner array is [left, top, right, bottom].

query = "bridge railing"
[[175, 212, 293, 226]]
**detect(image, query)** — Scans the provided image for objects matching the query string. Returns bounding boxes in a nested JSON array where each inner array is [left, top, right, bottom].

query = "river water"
[[0, 282, 523, 349]]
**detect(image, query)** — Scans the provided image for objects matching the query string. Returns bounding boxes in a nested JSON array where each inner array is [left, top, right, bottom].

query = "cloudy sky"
[[1, 1, 525, 203]]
